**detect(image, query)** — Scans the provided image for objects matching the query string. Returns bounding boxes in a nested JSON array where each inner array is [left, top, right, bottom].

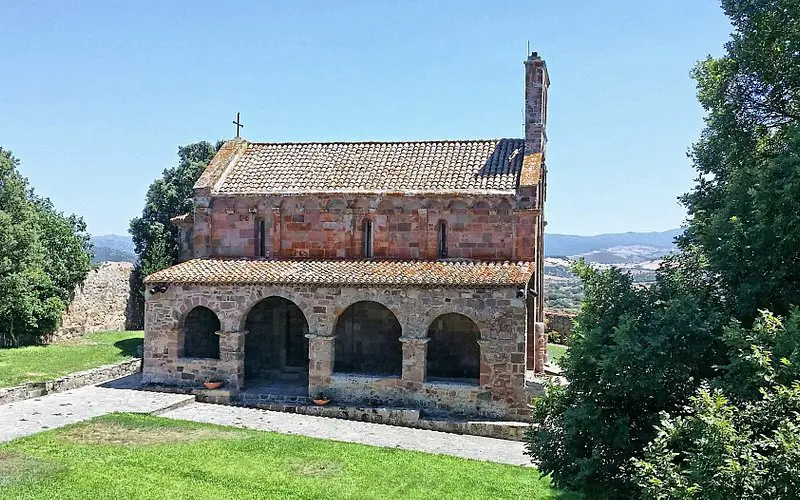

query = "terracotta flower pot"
[[311, 398, 330, 406], [203, 381, 223, 390]]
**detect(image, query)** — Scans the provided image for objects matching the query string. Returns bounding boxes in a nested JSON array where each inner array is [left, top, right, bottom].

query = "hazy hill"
[[91, 234, 136, 264], [545, 229, 682, 263]]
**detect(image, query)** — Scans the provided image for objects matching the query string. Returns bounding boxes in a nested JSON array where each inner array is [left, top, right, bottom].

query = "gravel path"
[[0, 385, 194, 443], [162, 402, 530, 466]]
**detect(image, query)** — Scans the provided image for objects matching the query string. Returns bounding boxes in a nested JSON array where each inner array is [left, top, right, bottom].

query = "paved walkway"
[[162, 402, 529, 466], [0, 384, 194, 443], [0, 378, 529, 466]]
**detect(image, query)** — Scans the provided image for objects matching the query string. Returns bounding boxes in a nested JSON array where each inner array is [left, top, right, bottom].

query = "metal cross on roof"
[[233, 112, 244, 138]]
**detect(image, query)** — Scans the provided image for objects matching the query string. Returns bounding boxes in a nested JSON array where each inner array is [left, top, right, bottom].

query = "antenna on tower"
[[527, 40, 530, 56]]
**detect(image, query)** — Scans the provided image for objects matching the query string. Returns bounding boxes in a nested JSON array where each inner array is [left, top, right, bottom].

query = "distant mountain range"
[[545, 229, 682, 264], [89, 228, 684, 265]]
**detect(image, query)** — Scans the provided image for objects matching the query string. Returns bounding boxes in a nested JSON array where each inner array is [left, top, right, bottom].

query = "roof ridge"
[[246, 138, 524, 146]]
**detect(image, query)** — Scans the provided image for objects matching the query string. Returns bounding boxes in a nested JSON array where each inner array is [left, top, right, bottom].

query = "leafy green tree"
[[527, 1, 800, 497], [635, 310, 800, 499], [680, 0, 800, 323], [128, 141, 221, 320], [526, 259, 727, 498], [0, 148, 91, 346]]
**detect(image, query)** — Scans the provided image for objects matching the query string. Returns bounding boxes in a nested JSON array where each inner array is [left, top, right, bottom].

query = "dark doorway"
[[334, 301, 402, 375], [426, 313, 480, 383], [183, 306, 220, 359], [244, 297, 309, 381]]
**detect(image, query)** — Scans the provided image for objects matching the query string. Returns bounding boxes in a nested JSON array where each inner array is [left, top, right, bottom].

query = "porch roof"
[[144, 258, 535, 288]]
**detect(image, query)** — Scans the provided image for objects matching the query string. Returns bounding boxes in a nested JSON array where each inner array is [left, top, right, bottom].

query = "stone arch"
[[448, 200, 469, 211], [494, 198, 513, 211], [473, 200, 491, 211], [417, 306, 490, 340], [424, 199, 443, 211], [376, 199, 394, 211], [301, 198, 320, 211], [243, 296, 309, 380], [238, 290, 319, 335], [280, 198, 301, 212], [334, 301, 402, 375], [426, 313, 480, 383], [182, 306, 220, 359], [326, 198, 346, 211], [351, 197, 371, 211]]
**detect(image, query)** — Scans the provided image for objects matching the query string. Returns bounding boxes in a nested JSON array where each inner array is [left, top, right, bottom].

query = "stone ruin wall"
[[50, 261, 138, 342], [544, 309, 576, 344]]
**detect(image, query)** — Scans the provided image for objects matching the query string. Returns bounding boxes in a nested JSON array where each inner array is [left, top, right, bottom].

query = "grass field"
[[0, 413, 577, 500], [0, 331, 143, 388], [547, 343, 568, 364]]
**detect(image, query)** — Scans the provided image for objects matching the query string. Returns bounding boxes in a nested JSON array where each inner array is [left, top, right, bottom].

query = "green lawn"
[[0, 413, 576, 500], [0, 331, 143, 388], [547, 343, 568, 365]]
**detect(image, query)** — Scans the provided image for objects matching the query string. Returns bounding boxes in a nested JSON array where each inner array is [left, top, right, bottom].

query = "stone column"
[[534, 322, 548, 373], [218, 330, 246, 390], [306, 334, 335, 394], [477, 340, 493, 387], [400, 337, 429, 386]]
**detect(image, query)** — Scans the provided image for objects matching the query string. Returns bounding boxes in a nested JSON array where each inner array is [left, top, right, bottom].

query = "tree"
[[528, 2, 800, 496], [526, 259, 727, 498], [0, 148, 91, 346], [128, 141, 221, 320], [679, 0, 800, 323]]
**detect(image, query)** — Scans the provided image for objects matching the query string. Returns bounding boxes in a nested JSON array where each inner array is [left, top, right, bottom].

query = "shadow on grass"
[[114, 338, 143, 358]]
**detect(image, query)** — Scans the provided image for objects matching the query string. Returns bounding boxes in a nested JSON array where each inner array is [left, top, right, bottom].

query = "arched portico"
[[243, 296, 309, 382], [426, 313, 480, 383], [182, 306, 220, 359], [334, 301, 402, 375]]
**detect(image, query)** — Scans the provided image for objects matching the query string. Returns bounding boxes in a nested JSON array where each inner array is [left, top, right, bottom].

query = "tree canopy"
[[128, 141, 221, 320], [527, 1, 800, 497], [0, 148, 92, 347]]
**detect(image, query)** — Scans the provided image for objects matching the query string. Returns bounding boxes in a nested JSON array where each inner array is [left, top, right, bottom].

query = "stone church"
[[143, 52, 550, 420]]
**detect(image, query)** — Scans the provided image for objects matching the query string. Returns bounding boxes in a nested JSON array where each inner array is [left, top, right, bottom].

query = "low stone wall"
[[0, 358, 142, 406], [544, 309, 576, 344], [52, 262, 138, 342], [327, 372, 507, 419]]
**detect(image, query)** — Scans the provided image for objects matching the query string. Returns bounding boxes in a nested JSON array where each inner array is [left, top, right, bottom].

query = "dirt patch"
[[287, 460, 346, 478], [0, 451, 63, 487], [59, 421, 247, 446]]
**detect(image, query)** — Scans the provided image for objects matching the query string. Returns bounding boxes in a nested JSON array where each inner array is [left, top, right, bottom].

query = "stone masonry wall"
[[545, 309, 576, 344], [192, 194, 539, 262], [144, 283, 530, 419], [51, 262, 137, 342]]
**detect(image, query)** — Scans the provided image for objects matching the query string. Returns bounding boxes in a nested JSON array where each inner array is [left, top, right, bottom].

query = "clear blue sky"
[[0, 1, 731, 236]]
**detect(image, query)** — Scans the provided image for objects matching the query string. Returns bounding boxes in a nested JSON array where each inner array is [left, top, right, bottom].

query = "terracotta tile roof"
[[206, 139, 526, 195], [144, 258, 535, 288]]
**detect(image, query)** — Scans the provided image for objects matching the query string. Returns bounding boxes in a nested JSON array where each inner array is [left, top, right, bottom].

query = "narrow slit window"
[[363, 219, 374, 258], [437, 221, 447, 258], [257, 219, 266, 257]]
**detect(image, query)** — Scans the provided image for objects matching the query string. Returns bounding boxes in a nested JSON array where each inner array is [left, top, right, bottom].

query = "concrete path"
[[162, 402, 529, 466], [0, 385, 194, 443]]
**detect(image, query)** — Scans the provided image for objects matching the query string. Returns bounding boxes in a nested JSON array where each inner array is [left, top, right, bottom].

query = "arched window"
[[335, 301, 402, 375], [183, 306, 220, 359], [426, 313, 480, 383], [437, 221, 447, 258], [362, 219, 374, 258]]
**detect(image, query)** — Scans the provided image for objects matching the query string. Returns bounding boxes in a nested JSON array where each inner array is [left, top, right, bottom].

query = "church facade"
[[143, 52, 550, 420]]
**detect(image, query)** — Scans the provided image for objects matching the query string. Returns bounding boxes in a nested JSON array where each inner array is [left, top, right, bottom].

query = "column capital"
[[215, 330, 248, 336], [305, 333, 337, 341], [399, 337, 429, 344]]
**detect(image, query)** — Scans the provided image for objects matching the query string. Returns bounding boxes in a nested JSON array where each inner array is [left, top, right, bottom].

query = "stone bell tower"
[[523, 51, 550, 373]]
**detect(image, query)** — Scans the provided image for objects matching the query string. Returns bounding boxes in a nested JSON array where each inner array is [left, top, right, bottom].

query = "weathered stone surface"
[[144, 283, 531, 419], [545, 309, 576, 343], [52, 262, 138, 342]]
